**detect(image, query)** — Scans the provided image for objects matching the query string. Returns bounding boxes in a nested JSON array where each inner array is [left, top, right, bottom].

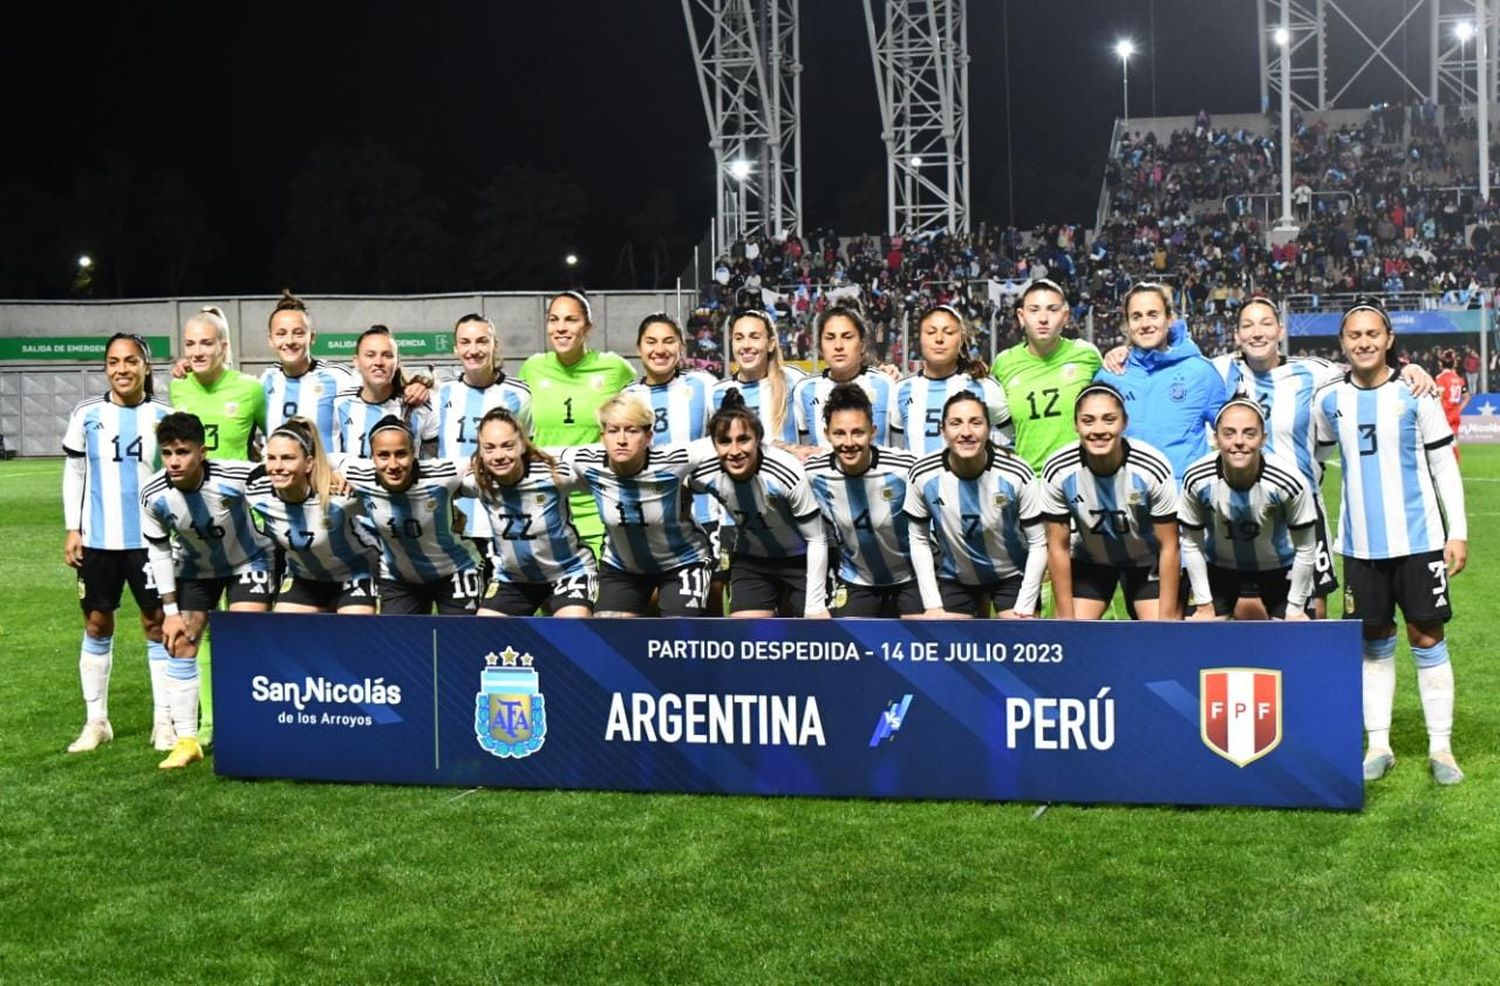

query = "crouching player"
[[1178, 400, 1318, 620], [466, 408, 597, 617], [1315, 301, 1468, 785], [805, 383, 923, 617], [247, 417, 378, 614], [143, 412, 274, 768]]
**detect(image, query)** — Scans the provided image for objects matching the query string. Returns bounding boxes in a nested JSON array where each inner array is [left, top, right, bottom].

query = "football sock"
[[1362, 636, 1397, 751], [1413, 642, 1454, 755], [166, 657, 199, 739], [80, 633, 113, 722], [146, 639, 170, 724], [197, 631, 213, 731]]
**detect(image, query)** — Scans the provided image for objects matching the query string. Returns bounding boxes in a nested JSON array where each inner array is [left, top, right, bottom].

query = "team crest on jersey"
[[993, 491, 1009, 507], [880, 486, 895, 501], [1127, 490, 1143, 506], [475, 647, 546, 759], [534, 494, 548, 506], [1200, 668, 1282, 767], [225, 401, 240, 415], [1061, 365, 1078, 381], [1168, 379, 1187, 403]]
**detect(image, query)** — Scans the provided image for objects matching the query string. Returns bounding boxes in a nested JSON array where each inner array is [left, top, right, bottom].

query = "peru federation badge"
[[475, 647, 546, 759], [1200, 668, 1282, 767]]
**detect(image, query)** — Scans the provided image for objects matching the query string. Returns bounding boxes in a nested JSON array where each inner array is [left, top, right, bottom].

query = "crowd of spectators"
[[692, 100, 1500, 381]]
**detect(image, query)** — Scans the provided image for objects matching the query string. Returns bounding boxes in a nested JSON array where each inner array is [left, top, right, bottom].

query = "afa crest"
[[475, 647, 547, 759]]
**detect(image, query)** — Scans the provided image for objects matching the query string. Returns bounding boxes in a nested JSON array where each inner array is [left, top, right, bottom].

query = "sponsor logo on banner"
[[475, 646, 547, 759], [869, 694, 913, 747], [1200, 668, 1282, 767]]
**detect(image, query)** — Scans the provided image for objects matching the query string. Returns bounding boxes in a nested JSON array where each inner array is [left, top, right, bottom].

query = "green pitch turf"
[[1, 454, 1496, 984]]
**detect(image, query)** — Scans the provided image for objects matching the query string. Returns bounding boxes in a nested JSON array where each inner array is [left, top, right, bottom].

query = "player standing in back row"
[[1313, 300, 1468, 785]]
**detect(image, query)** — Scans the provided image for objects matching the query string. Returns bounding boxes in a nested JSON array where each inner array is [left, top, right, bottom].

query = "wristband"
[[163, 602, 180, 616]]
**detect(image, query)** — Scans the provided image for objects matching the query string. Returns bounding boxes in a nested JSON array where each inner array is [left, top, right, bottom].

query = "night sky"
[[2, 1, 1434, 295]]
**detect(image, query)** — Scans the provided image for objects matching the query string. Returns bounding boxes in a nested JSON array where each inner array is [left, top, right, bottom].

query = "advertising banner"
[[1459, 393, 1500, 443], [310, 332, 455, 358], [0, 335, 172, 361], [212, 614, 1363, 810]]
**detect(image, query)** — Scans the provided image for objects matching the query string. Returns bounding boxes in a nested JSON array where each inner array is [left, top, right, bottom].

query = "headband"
[[1074, 383, 1126, 411], [1213, 398, 1266, 430], [369, 416, 412, 441], [269, 427, 314, 455]]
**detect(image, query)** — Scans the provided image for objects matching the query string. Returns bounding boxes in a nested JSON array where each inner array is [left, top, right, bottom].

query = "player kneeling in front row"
[[144, 412, 274, 768], [905, 391, 1048, 618], [1039, 384, 1181, 620], [342, 417, 483, 615], [466, 408, 597, 617], [1314, 300, 1468, 785], [1178, 400, 1318, 621], [690, 389, 830, 618], [806, 383, 924, 617], [247, 417, 379, 615]]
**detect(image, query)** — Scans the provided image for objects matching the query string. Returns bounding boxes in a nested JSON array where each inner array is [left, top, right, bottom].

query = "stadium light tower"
[[683, 0, 803, 255], [1115, 39, 1135, 132], [863, 0, 971, 236], [1273, 13, 1298, 235]]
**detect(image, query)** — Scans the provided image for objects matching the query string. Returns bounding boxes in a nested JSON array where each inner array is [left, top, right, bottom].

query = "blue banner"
[[210, 614, 1364, 810], [1288, 308, 1483, 337]]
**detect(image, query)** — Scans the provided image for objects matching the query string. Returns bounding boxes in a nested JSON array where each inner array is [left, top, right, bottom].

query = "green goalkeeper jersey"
[[991, 336, 1102, 473], [519, 349, 636, 537], [169, 369, 267, 460]]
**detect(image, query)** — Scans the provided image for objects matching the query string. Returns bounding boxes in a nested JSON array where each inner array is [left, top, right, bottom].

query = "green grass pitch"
[[1, 453, 1497, 983]]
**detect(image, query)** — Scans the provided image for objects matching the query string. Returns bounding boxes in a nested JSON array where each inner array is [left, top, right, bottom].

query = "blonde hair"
[[597, 394, 653, 431], [185, 305, 234, 368], [267, 416, 333, 512], [730, 310, 790, 438]]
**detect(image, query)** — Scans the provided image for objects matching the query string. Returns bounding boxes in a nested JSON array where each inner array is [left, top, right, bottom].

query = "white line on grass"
[[445, 787, 482, 803]]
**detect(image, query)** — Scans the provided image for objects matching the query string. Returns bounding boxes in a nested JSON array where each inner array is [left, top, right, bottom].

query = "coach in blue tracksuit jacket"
[[1094, 284, 1227, 480]]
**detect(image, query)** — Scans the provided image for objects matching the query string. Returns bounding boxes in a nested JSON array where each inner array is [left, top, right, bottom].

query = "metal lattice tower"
[[863, 0, 970, 236], [682, 0, 803, 254], [1432, 0, 1500, 105], [1258, 0, 1500, 110]]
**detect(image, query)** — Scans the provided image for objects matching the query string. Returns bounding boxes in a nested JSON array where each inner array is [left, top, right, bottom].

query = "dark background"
[[0, 1, 1434, 297]]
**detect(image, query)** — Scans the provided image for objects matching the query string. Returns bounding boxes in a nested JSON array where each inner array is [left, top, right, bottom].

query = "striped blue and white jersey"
[[890, 372, 1013, 455], [460, 457, 595, 585], [1314, 373, 1459, 560], [805, 445, 917, 585], [261, 360, 356, 444], [712, 366, 804, 444], [332, 388, 439, 457], [904, 448, 1044, 583], [245, 475, 376, 582], [627, 369, 721, 526], [561, 442, 718, 573], [1214, 354, 1340, 488], [141, 460, 271, 579], [435, 373, 533, 539], [1179, 451, 1317, 571], [688, 445, 822, 559], [793, 369, 896, 446], [342, 459, 480, 582], [63, 394, 173, 550], [1038, 439, 1179, 568]]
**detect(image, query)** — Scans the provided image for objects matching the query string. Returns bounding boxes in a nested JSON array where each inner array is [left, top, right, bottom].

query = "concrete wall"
[[0, 289, 687, 457]]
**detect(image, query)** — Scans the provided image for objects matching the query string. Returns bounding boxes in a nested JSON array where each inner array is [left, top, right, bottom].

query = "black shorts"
[[277, 574, 377, 611], [480, 570, 597, 616], [77, 547, 160, 614], [1209, 564, 1293, 618], [378, 568, 482, 616], [597, 562, 712, 617], [1310, 497, 1339, 597], [703, 521, 733, 580], [178, 566, 275, 612], [466, 537, 497, 585], [1071, 558, 1162, 607], [729, 554, 808, 616], [1341, 550, 1453, 629], [939, 576, 1023, 617], [832, 580, 925, 618]]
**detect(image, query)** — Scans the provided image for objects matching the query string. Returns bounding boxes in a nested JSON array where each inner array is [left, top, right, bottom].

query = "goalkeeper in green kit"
[[991, 279, 1102, 472], [519, 291, 635, 558], [167, 306, 267, 747]]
